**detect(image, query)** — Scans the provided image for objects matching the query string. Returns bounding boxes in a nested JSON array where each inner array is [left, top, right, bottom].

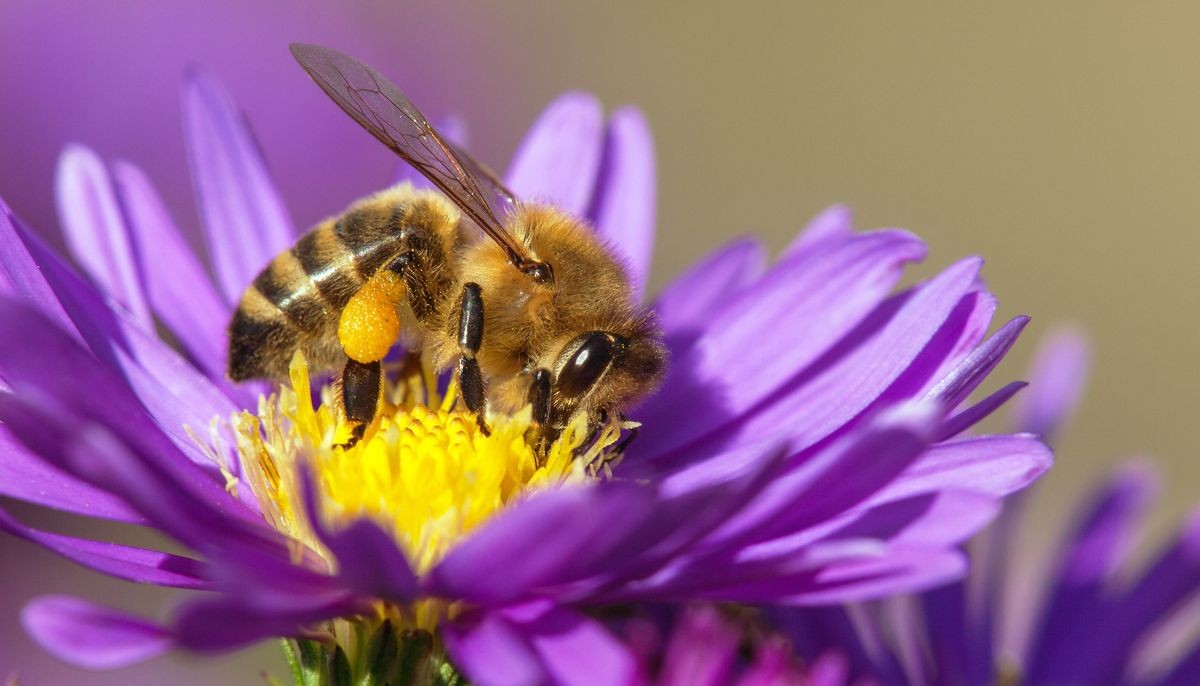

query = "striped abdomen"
[[228, 202, 410, 381]]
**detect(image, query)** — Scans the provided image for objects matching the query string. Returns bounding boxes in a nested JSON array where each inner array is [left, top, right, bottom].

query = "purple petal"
[[784, 204, 853, 258], [1025, 463, 1161, 683], [22, 596, 171, 670], [589, 107, 656, 298], [54, 145, 153, 328], [444, 611, 547, 686], [636, 230, 926, 460], [820, 490, 1000, 547], [182, 68, 295, 304], [924, 315, 1030, 409], [863, 434, 1052, 507], [0, 198, 77, 338], [1011, 325, 1091, 440], [112, 160, 230, 381], [505, 92, 604, 215], [703, 404, 942, 552], [172, 592, 363, 652], [0, 425, 142, 522], [431, 482, 656, 605], [509, 603, 640, 686], [796, 651, 850, 686], [652, 237, 766, 342], [0, 301, 259, 529], [938, 380, 1027, 440], [300, 466, 418, 602], [658, 606, 738, 686], [447, 603, 638, 686], [7, 222, 246, 477], [0, 504, 210, 588], [742, 545, 969, 604]]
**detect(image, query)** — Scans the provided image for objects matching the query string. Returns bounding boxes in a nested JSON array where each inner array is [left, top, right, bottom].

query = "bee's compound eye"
[[557, 331, 619, 399]]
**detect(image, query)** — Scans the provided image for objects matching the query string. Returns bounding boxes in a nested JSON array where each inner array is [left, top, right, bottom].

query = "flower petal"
[[0, 198, 77, 338], [657, 606, 738, 686], [431, 482, 656, 605], [589, 107, 656, 297], [505, 92, 604, 215], [447, 604, 638, 686], [3, 220, 245, 475], [1025, 463, 1161, 683], [865, 434, 1052, 506], [55, 145, 153, 328], [653, 237, 765, 345], [0, 426, 141, 522], [112, 160, 230, 382], [300, 467, 418, 602], [784, 204, 853, 258], [1011, 325, 1091, 440], [636, 230, 926, 460], [182, 68, 295, 304], [0, 504, 209, 588], [172, 592, 362, 652], [444, 611, 547, 686], [22, 596, 171, 670]]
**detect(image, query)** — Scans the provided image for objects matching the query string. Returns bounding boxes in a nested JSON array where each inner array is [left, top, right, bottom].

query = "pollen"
[[337, 270, 406, 363], [234, 352, 627, 596]]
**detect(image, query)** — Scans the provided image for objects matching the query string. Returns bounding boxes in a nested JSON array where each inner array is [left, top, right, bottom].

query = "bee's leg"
[[340, 358, 382, 448], [527, 368, 553, 455], [456, 282, 490, 436]]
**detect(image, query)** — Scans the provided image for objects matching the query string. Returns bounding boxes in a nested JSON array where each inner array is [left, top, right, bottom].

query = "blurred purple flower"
[[0, 59, 1048, 683], [774, 330, 1200, 685]]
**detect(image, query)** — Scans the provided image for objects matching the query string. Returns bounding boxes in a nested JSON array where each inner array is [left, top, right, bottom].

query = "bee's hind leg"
[[455, 282, 490, 436], [339, 358, 382, 448]]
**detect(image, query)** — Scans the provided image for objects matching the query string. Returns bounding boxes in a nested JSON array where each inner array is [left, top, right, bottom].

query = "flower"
[[773, 329, 1200, 685], [0, 61, 1049, 683]]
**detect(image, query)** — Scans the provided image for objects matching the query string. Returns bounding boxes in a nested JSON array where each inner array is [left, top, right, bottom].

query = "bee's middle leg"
[[455, 282, 490, 436]]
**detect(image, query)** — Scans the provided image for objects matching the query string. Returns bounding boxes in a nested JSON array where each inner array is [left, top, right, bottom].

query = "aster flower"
[[0, 60, 1049, 684], [774, 329, 1200, 685]]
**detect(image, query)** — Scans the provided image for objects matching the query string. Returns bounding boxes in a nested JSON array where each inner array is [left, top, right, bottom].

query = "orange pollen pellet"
[[338, 270, 406, 362]]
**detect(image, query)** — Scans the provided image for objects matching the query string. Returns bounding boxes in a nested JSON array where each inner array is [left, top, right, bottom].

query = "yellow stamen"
[[233, 352, 627, 629]]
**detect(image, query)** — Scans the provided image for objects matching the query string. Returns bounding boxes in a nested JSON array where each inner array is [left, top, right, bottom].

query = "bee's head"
[[551, 318, 667, 422]]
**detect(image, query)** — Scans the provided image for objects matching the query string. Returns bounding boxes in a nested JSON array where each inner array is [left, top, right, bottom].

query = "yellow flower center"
[[232, 352, 628, 586]]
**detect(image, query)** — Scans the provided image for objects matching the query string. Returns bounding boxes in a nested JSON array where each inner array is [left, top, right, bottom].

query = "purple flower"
[[774, 330, 1200, 685], [0, 61, 1048, 683]]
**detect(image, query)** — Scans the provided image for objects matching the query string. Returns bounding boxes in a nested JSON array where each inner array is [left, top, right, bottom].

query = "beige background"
[[3, 2, 1198, 681]]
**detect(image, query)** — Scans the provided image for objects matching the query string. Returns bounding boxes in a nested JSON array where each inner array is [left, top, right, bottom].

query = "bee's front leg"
[[455, 282, 490, 436], [526, 368, 553, 456]]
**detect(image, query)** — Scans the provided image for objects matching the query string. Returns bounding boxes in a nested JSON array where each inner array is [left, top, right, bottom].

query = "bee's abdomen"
[[228, 204, 411, 381]]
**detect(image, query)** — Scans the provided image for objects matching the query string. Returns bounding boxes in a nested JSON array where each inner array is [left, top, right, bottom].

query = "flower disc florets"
[[235, 353, 627, 628]]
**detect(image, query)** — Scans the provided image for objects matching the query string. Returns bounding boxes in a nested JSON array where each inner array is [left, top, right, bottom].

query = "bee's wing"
[[290, 43, 529, 267]]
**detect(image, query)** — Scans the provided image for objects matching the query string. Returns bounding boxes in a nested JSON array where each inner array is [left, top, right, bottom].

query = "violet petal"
[[1011, 325, 1091, 440], [0, 504, 210, 589], [652, 237, 765, 344], [0, 425, 142, 522], [182, 68, 295, 304], [589, 107, 656, 298], [55, 145, 153, 327], [112, 160, 230, 382], [783, 204, 853, 258], [21, 595, 171, 670], [505, 92, 604, 216]]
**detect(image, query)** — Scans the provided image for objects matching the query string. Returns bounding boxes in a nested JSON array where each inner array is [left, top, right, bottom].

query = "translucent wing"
[[290, 43, 530, 268]]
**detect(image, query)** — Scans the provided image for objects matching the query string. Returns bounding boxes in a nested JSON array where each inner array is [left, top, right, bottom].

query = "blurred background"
[[2, 2, 1197, 682]]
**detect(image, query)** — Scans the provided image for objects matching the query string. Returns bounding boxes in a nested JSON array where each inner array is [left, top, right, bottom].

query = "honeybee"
[[228, 44, 666, 449]]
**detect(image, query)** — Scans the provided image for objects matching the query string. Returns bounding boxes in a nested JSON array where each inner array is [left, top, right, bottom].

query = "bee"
[[228, 44, 666, 449]]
